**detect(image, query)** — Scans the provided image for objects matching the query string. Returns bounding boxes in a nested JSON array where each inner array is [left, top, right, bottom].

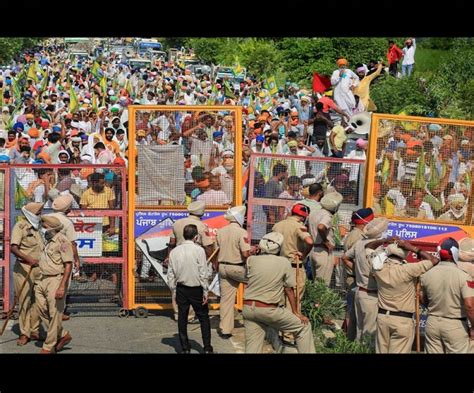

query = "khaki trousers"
[[354, 289, 378, 348], [424, 315, 470, 354], [35, 275, 69, 351], [218, 264, 247, 335], [13, 262, 41, 338], [310, 247, 334, 286], [376, 314, 415, 353], [243, 304, 315, 353]]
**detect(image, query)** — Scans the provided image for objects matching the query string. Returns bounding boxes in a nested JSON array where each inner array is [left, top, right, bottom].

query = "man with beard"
[[439, 194, 467, 222], [101, 128, 121, 156]]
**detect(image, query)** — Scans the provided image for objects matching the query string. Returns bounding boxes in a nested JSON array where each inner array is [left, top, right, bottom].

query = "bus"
[[136, 39, 162, 57]]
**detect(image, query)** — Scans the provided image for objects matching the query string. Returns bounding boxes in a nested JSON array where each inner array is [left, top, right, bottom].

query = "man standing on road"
[[216, 205, 251, 339], [11, 202, 44, 346], [35, 215, 73, 354], [167, 200, 215, 322], [243, 232, 315, 353], [372, 240, 439, 353], [420, 238, 474, 353], [168, 224, 213, 354]]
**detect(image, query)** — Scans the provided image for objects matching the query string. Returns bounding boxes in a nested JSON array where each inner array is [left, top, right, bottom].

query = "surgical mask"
[[39, 227, 47, 241], [44, 229, 56, 241], [21, 207, 40, 230]]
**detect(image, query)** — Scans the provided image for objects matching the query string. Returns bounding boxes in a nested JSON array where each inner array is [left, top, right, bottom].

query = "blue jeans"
[[402, 63, 414, 77]]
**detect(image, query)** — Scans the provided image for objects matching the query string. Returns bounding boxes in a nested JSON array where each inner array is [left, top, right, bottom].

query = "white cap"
[[224, 205, 246, 227]]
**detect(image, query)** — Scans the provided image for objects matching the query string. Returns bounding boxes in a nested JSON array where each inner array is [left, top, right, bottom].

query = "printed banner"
[[385, 221, 467, 243], [71, 217, 103, 256], [135, 210, 228, 239]]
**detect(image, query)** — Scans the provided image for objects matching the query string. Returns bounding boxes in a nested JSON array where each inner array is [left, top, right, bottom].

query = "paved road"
[[0, 310, 247, 354]]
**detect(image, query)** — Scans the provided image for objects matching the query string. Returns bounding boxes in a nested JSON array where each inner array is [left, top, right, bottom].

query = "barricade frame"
[[127, 105, 244, 312], [1, 163, 128, 314]]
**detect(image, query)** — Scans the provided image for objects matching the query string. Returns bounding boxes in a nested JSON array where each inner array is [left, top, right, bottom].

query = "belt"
[[291, 263, 303, 268], [439, 316, 467, 321], [41, 273, 62, 277], [243, 300, 278, 308], [358, 286, 377, 294], [378, 308, 413, 319], [219, 262, 245, 266]]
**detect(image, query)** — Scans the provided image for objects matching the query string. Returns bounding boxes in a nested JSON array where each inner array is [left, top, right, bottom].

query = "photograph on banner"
[[371, 117, 474, 225], [133, 210, 227, 303], [132, 107, 241, 209]]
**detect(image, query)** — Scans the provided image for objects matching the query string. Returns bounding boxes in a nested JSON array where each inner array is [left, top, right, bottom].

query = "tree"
[[0, 38, 41, 64]]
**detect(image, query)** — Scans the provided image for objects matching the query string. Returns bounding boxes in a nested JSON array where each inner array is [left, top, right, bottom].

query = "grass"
[[414, 48, 449, 77]]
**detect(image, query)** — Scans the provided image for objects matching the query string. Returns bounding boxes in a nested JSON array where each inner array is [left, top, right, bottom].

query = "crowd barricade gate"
[[1, 164, 128, 317], [366, 114, 474, 243], [246, 152, 366, 294], [0, 166, 10, 313], [127, 105, 243, 317]]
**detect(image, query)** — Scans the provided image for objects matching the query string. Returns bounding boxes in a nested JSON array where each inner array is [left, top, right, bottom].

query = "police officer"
[[46, 194, 81, 321], [342, 217, 394, 347], [243, 232, 315, 353], [168, 224, 213, 354], [216, 205, 251, 339], [372, 240, 439, 353], [458, 237, 474, 279], [35, 216, 74, 354], [308, 191, 343, 286], [11, 202, 44, 346], [420, 238, 474, 353], [272, 203, 314, 309], [343, 207, 374, 340], [168, 200, 215, 322]]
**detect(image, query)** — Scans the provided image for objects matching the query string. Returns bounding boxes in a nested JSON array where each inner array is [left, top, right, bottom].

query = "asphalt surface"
[[0, 309, 248, 354]]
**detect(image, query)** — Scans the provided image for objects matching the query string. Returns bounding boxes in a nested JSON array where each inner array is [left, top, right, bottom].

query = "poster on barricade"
[[134, 210, 227, 294]]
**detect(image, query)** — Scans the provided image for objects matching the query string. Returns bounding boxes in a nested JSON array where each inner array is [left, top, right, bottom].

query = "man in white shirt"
[[167, 224, 213, 354], [401, 38, 416, 77]]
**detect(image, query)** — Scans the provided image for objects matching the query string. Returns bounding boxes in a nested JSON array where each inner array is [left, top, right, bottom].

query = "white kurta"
[[331, 69, 359, 117]]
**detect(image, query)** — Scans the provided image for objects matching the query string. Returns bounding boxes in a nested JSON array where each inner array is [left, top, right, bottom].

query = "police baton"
[[415, 278, 421, 353], [0, 267, 34, 336], [295, 255, 301, 314]]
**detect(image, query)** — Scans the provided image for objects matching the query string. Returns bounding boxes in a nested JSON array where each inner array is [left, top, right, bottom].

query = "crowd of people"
[[3, 38, 474, 356]]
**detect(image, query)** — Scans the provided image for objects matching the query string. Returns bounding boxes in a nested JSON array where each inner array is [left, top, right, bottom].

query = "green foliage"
[[318, 330, 374, 354], [159, 37, 187, 49], [371, 74, 431, 116], [0, 38, 41, 64], [276, 37, 387, 87], [301, 279, 345, 329]]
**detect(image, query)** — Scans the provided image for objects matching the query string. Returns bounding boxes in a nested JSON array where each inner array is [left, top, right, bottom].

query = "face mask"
[[44, 228, 56, 241], [22, 207, 40, 230]]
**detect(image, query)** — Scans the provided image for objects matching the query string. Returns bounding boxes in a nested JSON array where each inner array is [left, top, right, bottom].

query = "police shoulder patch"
[[243, 237, 249, 244], [467, 281, 474, 289], [60, 240, 69, 253]]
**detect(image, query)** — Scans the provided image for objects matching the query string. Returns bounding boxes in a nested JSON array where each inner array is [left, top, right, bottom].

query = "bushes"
[[302, 279, 373, 353]]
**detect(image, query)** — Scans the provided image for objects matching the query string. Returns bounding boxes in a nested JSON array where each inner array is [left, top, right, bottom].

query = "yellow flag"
[[265, 76, 278, 96], [69, 86, 79, 113], [100, 76, 107, 94], [27, 60, 38, 83]]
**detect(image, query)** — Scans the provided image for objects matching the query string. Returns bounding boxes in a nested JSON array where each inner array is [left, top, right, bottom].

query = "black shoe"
[[203, 346, 214, 354], [181, 349, 191, 354], [218, 332, 232, 339]]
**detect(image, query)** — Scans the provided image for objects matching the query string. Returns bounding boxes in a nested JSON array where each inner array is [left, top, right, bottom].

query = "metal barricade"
[[246, 152, 367, 294], [127, 105, 243, 316], [0, 165, 10, 313], [366, 114, 474, 242], [5, 164, 128, 316]]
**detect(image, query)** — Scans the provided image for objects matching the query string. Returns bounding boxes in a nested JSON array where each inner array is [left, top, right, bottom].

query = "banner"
[[384, 221, 468, 243], [72, 217, 103, 256]]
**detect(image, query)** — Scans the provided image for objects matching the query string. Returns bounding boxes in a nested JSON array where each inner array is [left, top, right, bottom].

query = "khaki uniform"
[[11, 220, 43, 338], [216, 222, 251, 335], [170, 215, 214, 319], [272, 216, 312, 306], [243, 254, 315, 353], [420, 262, 474, 353], [374, 258, 434, 353], [35, 232, 74, 351], [308, 208, 335, 286], [342, 226, 365, 341], [345, 239, 378, 346], [171, 215, 214, 247]]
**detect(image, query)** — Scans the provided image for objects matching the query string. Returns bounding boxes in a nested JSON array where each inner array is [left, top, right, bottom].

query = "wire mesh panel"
[[0, 166, 7, 312], [9, 164, 127, 316], [369, 116, 474, 225], [127, 105, 243, 311], [131, 106, 242, 209]]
